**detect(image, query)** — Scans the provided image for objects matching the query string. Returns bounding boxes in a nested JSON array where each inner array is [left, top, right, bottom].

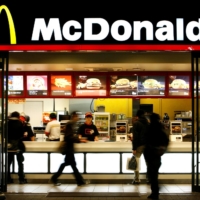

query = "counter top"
[[23, 141, 193, 153]]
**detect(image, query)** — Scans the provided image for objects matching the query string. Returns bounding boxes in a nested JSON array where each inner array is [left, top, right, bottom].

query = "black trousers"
[[144, 149, 161, 197], [8, 151, 25, 181], [52, 153, 84, 184]]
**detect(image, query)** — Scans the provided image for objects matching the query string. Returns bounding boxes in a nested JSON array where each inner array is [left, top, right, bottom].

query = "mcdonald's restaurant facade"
[[0, 2, 200, 192]]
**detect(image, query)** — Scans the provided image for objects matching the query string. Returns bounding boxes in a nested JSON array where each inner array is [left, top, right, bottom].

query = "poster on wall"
[[137, 76, 165, 96], [75, 75, 106, 96], [168, 75, 190, 96], [27, 75, 48, 96], [50, 75, 72, 96], [4, 75, 24, 96], [109, 75, 138, 96]]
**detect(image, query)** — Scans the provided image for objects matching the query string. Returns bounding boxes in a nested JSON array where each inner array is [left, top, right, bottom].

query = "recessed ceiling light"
[[65, 68, 73, 71]]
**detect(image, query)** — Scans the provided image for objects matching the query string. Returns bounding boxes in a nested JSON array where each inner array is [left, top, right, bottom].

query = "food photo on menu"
[[27, 75, 48, 96], [110, 75, 138, 96], [75, 75, 106, 96], [51, 75, 72, 96], [137, 76, 165, 95], [169, 75, 190, 96], [5, 75, 24, 95]]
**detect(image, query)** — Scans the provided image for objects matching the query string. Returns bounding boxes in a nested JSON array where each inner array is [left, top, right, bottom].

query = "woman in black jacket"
[[144, 113, 169, 200]]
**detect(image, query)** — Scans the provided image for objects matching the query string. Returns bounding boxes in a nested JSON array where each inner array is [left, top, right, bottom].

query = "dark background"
[[0, 1, 200, 45]]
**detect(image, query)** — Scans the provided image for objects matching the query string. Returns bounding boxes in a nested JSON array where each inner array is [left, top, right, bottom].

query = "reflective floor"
[[4, 183, 200, 200]]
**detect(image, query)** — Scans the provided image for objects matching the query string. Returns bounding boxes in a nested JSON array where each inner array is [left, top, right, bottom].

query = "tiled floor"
[[3, 183, 200, 200]]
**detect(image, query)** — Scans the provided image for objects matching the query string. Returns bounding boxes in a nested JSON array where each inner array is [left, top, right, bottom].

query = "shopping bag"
[[126, 155, 137, 170]]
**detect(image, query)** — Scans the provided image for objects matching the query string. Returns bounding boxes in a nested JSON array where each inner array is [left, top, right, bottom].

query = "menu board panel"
[[194, 76, 200, 96], [137, 76, 165, 96], [75, 75, 106, 96], [4, 75, 24, 96], [110, 75, 138, 96], [168, 75, 190, 96], [50, 75, 72, 96], [27, 75, 48, 96]]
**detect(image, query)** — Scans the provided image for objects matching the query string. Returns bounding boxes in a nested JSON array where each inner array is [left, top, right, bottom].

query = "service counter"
[[10, 141, 198, 183]]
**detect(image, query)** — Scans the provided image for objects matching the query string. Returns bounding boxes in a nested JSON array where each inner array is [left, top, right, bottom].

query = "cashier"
[[45, 113, 60, 141], [77, 112, 99, 141]]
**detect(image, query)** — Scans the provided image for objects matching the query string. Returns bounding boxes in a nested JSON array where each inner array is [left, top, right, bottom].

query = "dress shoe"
[[50, 176, 61, 186], [131, 180, 140, 184], [77, 180, 90, 186], [19, 179, 27, 184]]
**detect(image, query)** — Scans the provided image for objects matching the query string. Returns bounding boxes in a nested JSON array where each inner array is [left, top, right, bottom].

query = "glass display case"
[[93, 112, 110, 139]]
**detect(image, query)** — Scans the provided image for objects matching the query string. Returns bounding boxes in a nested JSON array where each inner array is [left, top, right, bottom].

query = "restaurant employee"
[[78, 112, 99, 141], [45, 113, 60, 141]]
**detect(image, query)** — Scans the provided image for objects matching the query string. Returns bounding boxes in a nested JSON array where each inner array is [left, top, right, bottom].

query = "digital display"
[[168, 75, 190, 96], [27, 75, 48, 96], [110, 75, 138, 96], [4, 75, 24, 96], [137, 75, 165, 96], [75, 75, 106, 96], [193, 76, 200, 96], [51, 75, 72, 96]]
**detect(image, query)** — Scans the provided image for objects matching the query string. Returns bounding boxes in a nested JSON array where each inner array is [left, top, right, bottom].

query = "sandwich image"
[[130, 80, 138, 88], [86, 78, 101, 89], [142, 79, 162, 89], [170, 79, 188, 89], [115, 78, 130, 88]]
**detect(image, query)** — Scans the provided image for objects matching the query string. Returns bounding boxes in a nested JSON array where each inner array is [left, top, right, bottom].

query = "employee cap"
[[85, 112, 93, 117]]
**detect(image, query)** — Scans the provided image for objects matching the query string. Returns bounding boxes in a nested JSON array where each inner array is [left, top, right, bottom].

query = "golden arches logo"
[[0, 5, 16, 44]]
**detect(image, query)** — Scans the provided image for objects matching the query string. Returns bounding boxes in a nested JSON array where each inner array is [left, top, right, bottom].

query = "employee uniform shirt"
[[45, 120, 60, 140], [78, 123, 99, 141]]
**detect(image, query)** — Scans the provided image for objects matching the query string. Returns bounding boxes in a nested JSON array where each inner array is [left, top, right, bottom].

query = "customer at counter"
[[45, 113, 60, 141], [20, 113, 35, 141], [144, 113, 169, 200], [7, 111, 27, 184], [51, 111, 89, 186], [132, 109, 149, 184], [77, 112, 99, 141]]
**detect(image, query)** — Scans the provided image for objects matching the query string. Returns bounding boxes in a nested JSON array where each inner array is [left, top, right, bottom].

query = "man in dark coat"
[[132, 109, 149, 184], [7, 111, 27, 184], [144, 113, 169, 200], [51, 111, 89, 186]]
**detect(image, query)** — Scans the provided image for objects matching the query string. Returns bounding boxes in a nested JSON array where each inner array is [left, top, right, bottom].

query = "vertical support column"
[[0, 51, 9, 198]]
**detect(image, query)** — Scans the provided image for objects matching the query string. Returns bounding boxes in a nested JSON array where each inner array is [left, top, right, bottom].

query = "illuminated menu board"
[[110, 75, 138, 96], [4, 76, 24, 96], [168, 75, 190, 96], [75, 75, 106, 96], [27, 75, 48, 96], [137, 75, 165, 96], [51, 75, 72, 96], [193, 76, 200, 96]]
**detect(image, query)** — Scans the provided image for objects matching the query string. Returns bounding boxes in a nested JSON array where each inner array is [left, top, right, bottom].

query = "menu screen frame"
[[5, 75, 24, 96], [26, 75, 48, 96], [75, 75, 107, 97], [50, 74, 72, 96], [168, 75, 190, 96], [137, 75, 165, 96], [109, 75, 138, 96]]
